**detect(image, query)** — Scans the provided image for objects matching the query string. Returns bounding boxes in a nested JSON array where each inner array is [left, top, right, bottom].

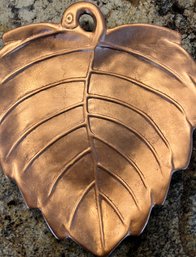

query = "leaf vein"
[[0, 78, 85, 124], [92, 70, 188, 118], [90, 113, 162, 174], [100, 191, 125, 225], [100, 42, 185, 85], [85, 50, 105, 249], [93, 135, 147, 189], [98, 163, 140, 210], [88, 94, 171, 151], [22, 123, 86, 173], [1, 48, 92, 84], [68, 181, 95, 229], [48, 148, 92, 197], [5, 102, 84, 159]]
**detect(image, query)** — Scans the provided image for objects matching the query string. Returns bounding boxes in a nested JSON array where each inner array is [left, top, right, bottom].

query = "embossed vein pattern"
[[0, 7, 195, 256], [0, 43, 194, 256]]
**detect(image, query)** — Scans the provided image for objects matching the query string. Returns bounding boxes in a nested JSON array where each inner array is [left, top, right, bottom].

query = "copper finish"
[[0, 2, 196, 256]]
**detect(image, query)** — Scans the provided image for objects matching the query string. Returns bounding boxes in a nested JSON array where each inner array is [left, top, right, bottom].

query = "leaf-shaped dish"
[[0, 2, 195, 256]]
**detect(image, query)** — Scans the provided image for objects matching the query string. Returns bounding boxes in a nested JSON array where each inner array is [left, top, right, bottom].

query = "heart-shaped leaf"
[[0, 2, 195, 256]]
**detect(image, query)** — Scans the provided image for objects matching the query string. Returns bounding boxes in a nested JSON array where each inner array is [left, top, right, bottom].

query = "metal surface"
[[0, 1, 195, 256]]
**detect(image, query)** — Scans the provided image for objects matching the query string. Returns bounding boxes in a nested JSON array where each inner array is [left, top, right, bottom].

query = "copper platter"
[[0, 1, 196, 256]]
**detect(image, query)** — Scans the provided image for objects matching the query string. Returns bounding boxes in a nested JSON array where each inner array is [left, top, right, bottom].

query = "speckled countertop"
[[0, 0, 195, 257]]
